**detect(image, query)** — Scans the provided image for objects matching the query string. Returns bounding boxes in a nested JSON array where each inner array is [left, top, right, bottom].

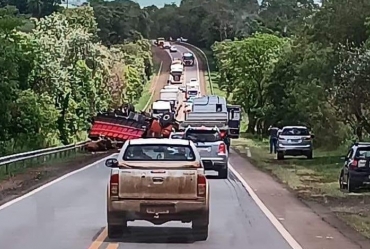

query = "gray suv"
[[184, 126, 229, 179], [276, 126, 314, 160]]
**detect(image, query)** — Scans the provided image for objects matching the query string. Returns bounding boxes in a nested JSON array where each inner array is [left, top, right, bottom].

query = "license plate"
[[198, 147, 211, 152], [146, 207, 170, 214]]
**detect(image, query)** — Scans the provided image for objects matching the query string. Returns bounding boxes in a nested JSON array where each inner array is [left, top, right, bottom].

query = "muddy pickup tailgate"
[[118, 169, 199, 200]]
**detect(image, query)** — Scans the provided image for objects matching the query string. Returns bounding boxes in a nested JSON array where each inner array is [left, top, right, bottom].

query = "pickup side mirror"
[[105, 158, 118, 168], [310, 134, 315, 138]]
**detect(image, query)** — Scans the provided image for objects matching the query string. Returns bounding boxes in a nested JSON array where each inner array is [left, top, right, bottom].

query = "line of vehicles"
[[87, 39, 243, 240]]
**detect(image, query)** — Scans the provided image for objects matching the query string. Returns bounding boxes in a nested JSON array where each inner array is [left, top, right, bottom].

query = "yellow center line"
[[87, 227, 107, 249], [105, 243, 119, 249]]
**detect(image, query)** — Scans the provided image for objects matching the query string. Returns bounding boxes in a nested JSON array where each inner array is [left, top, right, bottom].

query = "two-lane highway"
[[0, 45, 294, 249]]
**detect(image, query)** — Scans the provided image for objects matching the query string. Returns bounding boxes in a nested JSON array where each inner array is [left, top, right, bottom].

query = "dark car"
[[339, 142, 370, 192]]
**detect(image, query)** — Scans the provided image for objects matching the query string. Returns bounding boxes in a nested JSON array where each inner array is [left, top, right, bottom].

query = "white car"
[[170, 46, 177, 52]]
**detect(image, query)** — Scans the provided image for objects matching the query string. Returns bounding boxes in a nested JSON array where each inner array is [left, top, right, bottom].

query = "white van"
[[170, 64, 183, 74]]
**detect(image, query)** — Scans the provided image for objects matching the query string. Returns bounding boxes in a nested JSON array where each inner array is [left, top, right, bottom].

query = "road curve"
[[0, 45, 293, 249]]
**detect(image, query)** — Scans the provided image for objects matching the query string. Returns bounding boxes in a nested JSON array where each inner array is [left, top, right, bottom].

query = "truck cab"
[[226, 105, 241, 138], [159, 88, 180, 111], [156, 37, 165, 47], [182, 52, 195, 66], [151, 101, 172, 118]]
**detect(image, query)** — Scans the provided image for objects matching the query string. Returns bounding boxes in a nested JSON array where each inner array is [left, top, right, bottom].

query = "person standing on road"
[[268, 124, 279, 154]]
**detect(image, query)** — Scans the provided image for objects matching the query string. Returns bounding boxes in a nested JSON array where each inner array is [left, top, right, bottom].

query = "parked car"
[[339, 142, 370, 192], [276, 126, 314, 160]]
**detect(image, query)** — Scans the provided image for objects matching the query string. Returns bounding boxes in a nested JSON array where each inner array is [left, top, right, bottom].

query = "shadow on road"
[[105, 226, 197, 243]]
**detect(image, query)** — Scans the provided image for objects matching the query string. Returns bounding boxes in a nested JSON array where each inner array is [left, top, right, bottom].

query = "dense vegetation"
[[92, 0, 367, 149], [3, 0, 370, 154], [0, 4, 152, 155]]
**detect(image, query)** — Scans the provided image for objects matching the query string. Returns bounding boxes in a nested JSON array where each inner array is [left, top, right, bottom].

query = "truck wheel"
[[339, 170, 347, 190], [219, 166, 228, 179], [277, 152, 284, 160], [306, 150, 313, 159], [192, 214, 209, 241], [107, 224, 124, 238], [347, 174, 356, 193]]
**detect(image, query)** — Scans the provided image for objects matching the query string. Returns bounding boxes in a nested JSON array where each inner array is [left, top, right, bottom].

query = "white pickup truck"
[[105, 138, 210, 240]]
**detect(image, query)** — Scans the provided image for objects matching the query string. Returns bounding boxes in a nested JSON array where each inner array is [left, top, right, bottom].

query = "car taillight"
[[110, 174, 119, 195], [197, 174, 206, 197], [350, 160, 358, 169], [218, 143, 226, 154]]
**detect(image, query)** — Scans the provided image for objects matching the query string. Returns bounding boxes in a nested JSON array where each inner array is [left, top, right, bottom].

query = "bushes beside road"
[[0, 6, 153, 155]]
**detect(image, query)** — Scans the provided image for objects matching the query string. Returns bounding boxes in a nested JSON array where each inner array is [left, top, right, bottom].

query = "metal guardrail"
[[0, 141, 88, 175], [178, 42, 214, 94]]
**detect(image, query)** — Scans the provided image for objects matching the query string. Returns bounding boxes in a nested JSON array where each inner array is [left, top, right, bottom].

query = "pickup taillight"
[[110, 174, 119, 195], [197, 174, 207, 197], [218, 143, 226, 155]]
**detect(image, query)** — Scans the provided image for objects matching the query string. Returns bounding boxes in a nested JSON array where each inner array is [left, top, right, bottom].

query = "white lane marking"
[[228, 163, 302, 249], [179, 42, 301, 248], [0, 153, 118, 211]]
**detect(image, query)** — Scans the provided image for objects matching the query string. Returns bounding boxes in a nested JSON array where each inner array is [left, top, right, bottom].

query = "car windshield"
[[188, 90, 198, 95], [281, 128, 309, 136], [123, 145, 195, 161], [355, 147, 370, 159], [153, 109, 169, 114], [170, 134, 184, 139], [183, 55, 193, 60], [185, 130, 221, 142]]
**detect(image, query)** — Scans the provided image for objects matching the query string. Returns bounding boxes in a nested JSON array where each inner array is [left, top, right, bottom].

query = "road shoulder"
[[229, 150, 365, 249]]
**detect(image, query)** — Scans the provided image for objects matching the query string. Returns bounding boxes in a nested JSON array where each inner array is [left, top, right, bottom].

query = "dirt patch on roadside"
[[232, 145, 370, 248], [151, 46, 171, 102], [0, 153, 110, 206]]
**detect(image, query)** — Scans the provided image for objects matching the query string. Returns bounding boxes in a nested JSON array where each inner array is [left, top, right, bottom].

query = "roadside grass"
[[0, 151, 87, 180], [134, 61, 161, 111], [233, 136, 370, 239], [200, 45, 370, 239], [134, 82, 152, 111]]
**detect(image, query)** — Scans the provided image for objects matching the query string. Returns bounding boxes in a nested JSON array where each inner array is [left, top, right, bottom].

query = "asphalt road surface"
[[0, 154, 292, 249], [165, 45, 200, 121], [0, 45, 292, 249]]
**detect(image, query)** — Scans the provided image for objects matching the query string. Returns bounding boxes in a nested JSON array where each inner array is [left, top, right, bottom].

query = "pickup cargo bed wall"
[[185, 112, 228, 121]]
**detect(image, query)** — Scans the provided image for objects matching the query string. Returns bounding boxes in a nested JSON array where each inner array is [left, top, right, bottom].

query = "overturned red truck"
[[85, 104, 179, 151]]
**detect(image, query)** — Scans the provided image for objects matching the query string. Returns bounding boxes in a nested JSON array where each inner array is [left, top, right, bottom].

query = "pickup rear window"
[[123, 144, 196, 161], [281, 128, 309, 136], [185, 130, 221, 142], [355, 147, 370, 159], [153, 109, 169, 114]]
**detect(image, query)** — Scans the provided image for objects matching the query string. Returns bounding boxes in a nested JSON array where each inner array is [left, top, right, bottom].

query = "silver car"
[[183, 126, 229, 179], [276, 126, 314, 160]]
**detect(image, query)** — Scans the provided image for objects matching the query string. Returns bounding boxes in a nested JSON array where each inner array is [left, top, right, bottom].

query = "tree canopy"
[[0, 4, 152, 155], [3, 0, 370, 153]]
